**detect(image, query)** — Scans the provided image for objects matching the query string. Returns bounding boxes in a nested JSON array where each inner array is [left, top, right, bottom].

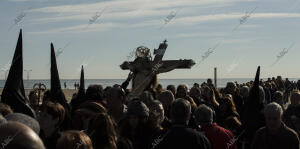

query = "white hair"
[[264, 102, 283, 116]]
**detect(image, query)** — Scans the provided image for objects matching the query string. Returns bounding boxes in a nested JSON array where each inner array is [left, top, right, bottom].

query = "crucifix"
[[120, 40, 196, 99]]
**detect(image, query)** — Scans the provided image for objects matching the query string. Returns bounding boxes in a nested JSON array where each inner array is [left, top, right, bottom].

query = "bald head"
[[0, 122, 45, 149]]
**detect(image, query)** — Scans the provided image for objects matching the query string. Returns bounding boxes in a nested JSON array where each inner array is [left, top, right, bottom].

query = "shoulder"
[[186, 128, 209, 140], [254, 126, 267, 137], [283, 125, 299, 139]]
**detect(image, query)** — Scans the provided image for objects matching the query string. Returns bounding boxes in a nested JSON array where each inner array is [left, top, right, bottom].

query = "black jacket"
[[149, 125, 211, 149]]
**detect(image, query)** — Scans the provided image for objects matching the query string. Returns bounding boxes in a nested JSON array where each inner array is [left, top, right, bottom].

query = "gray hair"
[[264, 102, 283, 116], [171, 98, 191, 124], [241, 86, 249, 92], [194, 104, 213, 124]]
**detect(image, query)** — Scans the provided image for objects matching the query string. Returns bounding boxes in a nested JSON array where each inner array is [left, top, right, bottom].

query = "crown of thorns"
[[136, 46, 150, 58]]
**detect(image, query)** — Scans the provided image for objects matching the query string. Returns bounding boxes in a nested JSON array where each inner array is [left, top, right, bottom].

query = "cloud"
[[28, 0, 254, 24], [28, 22, 121, 34], [172, 32, 225, 38], [8, 0, 29, 2], [28, 11, 300, 34]]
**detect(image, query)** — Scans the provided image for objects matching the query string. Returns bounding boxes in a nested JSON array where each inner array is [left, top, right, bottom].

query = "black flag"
[[242, 66, 265, 144], [78, 65, 85, 97], [50, 43, 69, 104], [70, 65, 85, 112], [50, 43, 71, 130], [248, 66, 261, 105], [50, 43, 63, 98], [1, 29, 36, 118]]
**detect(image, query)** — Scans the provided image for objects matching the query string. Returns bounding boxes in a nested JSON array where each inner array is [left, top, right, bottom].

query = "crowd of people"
[[1, 70, 300, 149], [0, 30, 300, 149]]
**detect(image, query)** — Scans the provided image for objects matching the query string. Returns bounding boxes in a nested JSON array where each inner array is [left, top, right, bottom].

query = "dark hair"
[[219, 97, 237, 113], [86, 85, 104, 101], [176, 84, 188, 98], [0, 103, 13, 116], [56, 130, 93, 149], [87, 113, 117, 149], [40, 101, 65, 126], [166, 85, 176, 95], [171, 98, 191, 124]]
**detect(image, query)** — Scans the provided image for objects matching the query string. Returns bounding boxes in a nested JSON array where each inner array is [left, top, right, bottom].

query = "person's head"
[[5, 113, 40, 134], [157, 84, 163, 92], [166, 85, 176, 96], [193, 83, 200, 88], [226, 82, 236, 94], [202, 85, 213, 99], [85, 85, 104, 101], [207, 79, 213, 85], [176, 84, 189, 98], [274, 91, 283, 105], [219, 97, 237, 114], [139, 91, 155, 107], [87, 113, 117, 149], [148, 100, 165, 127], [202, 85, 219, 106], [38, 101, 65, 130], [0, 122, 45, 149], [104, 86, 112, 99], [56, 130, 93, 149], [240, 86, 250, 98], [290, 90, 300, 106], [75, 102, 107, 130], [170, 98, 191, 125], [189, 87, 201, 99], [107, 87, 126, 112], [28, 90, 39, 109], [0, 103, 13, 116], [126, 100, 149, 129], [264, 102, 283, 132], [158, 90, 175, 116], [194, 104, 213, 125]]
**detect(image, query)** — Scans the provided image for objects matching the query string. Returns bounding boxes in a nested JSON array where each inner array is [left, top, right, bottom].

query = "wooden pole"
[[214, 67, 217, 88]]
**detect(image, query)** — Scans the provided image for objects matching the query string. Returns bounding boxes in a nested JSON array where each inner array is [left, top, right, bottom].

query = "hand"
[[127, 72, 134, 81]]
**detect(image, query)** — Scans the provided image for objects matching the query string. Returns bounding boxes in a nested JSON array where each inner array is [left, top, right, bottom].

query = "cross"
[[120, 40, 196, 99]]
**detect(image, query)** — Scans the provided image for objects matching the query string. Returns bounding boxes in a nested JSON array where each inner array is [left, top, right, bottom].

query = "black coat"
[[149, 125, 211, 149]]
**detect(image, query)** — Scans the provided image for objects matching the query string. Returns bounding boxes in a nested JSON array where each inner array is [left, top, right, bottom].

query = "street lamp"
[[24, 69, 32, 89]]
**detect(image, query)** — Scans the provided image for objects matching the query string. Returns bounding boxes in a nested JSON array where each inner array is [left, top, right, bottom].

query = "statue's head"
[[136, 46, 151, 59]]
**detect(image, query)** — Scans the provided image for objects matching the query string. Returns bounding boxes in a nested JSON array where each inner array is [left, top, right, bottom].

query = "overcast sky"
[[0, 0, 300, 79]]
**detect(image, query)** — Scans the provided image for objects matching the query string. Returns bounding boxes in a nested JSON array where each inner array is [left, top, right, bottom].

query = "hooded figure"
[[50, 43, 71, 130], [241, 66, 265, 148], [1, 29, 36, 118], [70, 65, 86, 112]]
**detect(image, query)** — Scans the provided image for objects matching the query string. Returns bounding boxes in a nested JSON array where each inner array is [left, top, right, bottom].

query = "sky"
[[0, 0, 300, 79]]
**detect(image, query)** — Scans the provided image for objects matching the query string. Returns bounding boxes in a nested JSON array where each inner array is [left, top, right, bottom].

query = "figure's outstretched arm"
[[157, 62, 180, 73]]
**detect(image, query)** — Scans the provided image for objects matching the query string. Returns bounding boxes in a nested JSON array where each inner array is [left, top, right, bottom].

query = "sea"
[[0, 78, 299, 89]]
